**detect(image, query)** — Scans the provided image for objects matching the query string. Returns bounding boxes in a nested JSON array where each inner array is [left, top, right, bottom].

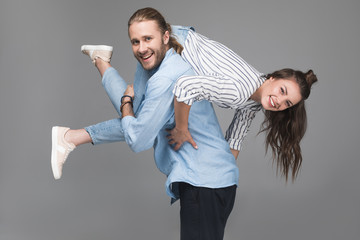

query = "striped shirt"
[[173, 30, 265, 151]]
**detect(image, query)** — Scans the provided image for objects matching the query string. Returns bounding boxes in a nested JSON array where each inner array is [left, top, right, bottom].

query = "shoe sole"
[[81, 45, 113, 52], [51, 126, 60, 180]]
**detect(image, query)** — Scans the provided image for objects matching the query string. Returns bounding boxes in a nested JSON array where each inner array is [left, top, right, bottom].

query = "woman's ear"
[[269, 76, 275, 82]]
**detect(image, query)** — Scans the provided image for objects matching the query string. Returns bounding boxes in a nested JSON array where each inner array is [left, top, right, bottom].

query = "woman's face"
[[260, 77, 302, 111]]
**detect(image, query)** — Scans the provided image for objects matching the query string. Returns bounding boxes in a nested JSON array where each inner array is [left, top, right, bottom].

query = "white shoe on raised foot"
[[81, 45, 113, 64], [51, 126, 76, 180]]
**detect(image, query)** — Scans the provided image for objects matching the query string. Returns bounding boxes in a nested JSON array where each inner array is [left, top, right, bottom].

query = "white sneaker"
[[81, 45, 113, 63], [51, 126, 76, 180]]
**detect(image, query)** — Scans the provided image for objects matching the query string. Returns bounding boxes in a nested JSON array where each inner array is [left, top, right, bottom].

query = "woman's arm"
[[168, 98, 242, 158], [174, 97, 190, 130], [225, 106, 260, 153], [173, 75, 243, 109], [231, 149, 239, 159], [166, 97, 198, 151]]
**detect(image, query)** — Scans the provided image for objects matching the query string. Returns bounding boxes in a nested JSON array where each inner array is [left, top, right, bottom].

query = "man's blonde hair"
[[128, 7, 183, 54]]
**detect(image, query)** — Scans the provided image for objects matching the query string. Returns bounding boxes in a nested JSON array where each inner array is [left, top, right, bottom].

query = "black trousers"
[[179, 182, 237, 240]]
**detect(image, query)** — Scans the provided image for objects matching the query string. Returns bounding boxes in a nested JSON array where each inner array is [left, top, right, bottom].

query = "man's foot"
[[51, 126, 76, 180], [81, 45, 113, 64]]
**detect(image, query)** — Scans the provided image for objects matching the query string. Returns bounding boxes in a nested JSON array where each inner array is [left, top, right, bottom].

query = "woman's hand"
[[166, 127, 198, 151]]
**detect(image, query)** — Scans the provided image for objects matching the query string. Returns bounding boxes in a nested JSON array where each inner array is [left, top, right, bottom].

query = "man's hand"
[[124, 84, 134, 99], [166, 127, 198, 151], [121, 84, 135, 117]]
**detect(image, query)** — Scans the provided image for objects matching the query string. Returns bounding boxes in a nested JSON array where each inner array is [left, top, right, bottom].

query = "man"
[[51, 8, 238, 240]]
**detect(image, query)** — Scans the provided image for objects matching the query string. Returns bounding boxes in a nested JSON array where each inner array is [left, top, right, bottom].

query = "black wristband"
[[121, 95, 133, 103]]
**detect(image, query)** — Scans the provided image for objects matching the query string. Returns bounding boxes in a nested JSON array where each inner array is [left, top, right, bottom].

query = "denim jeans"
[[171, 25, 194, 46], [84, 67, 127, 144]]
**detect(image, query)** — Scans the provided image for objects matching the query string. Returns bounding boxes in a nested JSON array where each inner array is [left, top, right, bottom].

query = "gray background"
[[1, 0, 359, 239]]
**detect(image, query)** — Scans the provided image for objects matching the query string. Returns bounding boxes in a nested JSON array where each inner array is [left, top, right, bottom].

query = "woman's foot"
[[81, 45, 113, 64], [51, 126, 76, 180]]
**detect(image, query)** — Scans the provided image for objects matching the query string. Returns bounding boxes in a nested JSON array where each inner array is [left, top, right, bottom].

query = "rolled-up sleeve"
[[121, 76, 175, 153], [225, 107, 258, 151], [173, 74, 245, 109]]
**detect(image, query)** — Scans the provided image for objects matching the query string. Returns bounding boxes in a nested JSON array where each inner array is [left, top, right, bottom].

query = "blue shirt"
[[121, 49, 238, 200]]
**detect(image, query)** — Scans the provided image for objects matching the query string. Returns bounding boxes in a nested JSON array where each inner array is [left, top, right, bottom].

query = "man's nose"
[[138, 42, 147, 53]]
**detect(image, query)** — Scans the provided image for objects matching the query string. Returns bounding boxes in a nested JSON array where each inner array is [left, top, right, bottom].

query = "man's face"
[[129, 20, 169, 70]]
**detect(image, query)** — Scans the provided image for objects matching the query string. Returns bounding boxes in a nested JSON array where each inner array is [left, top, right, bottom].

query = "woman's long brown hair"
[[260, 69, 318, 181]]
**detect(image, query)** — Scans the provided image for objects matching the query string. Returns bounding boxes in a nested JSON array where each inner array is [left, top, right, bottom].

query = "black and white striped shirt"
[[173, 30, 265, 151]]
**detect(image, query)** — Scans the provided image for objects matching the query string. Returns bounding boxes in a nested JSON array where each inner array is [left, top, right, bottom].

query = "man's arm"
[[121, 102, 134, 117], [121, 84, 135, 118], [121, 76, 176, 153]]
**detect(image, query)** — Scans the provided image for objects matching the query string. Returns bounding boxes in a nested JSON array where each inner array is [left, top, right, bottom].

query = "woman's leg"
[[100, 64, 127, 116], [64, 129, 92, 146], [51, 46, 128, 179], [66, 45, 128, 146], [171, 25, 194, 46], [60, 59, 112, 147], [59, 57, 124, 147], [95, 57, 111, 77]]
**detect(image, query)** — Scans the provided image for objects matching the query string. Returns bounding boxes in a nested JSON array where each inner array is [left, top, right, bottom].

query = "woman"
[[167, 26, 317, 181]]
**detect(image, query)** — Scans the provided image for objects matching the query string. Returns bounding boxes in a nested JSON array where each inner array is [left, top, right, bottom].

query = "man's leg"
[[179, 183, 236, 240]]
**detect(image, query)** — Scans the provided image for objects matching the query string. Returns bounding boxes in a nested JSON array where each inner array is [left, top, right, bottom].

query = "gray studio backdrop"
[[1, 0, 359, 239]]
